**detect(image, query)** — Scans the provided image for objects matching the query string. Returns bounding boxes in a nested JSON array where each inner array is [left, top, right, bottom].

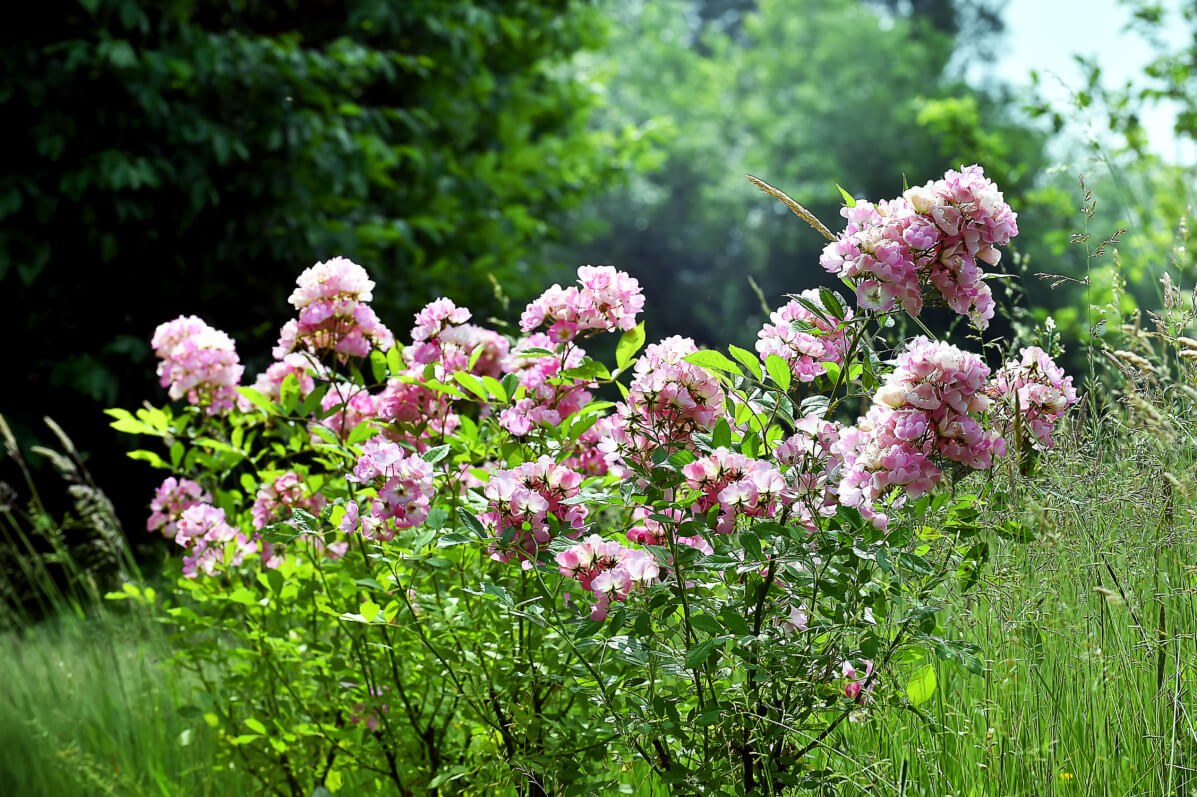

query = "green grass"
[[830, 417, 1197, 795], [0, 607, 249, 796]]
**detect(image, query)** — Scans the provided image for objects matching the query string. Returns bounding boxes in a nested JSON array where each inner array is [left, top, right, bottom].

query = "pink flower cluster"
[[274, 257, 394, 360], [986, 346, 1078, 449], [841, 658, 875, 700], [174, 503, 256, 578], [240, 353, 318, 410], [774, 415, 844, 529], [556, 534, 660, 621], [756, 290, 854, 383], [252, 472, 346, 567], [407, 298, 510, 376], [625, 507, 713, 554], [520, 265, 645, 343], [820, 165, 1018, 329], [498, 334, 592, 436], [682, 448, 786, 534], [342, 439, 435, 541], [483, 457, 588, 564], [601, 337, 725, 472], [835, 337, 1004, 529], [147, 477, 211, 539], [151, 316, 244, 414]]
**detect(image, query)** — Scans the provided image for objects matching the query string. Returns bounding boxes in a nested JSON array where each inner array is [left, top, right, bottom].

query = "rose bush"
[[108, 166, 1077, 795]]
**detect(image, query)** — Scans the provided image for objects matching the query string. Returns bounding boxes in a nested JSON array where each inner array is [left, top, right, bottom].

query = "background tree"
[[0, 0, 652, 527], [558, 0, 1064, 354]]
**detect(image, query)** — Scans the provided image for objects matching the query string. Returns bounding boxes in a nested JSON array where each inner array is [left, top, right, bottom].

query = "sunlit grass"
[[0, 608, 249, 796]]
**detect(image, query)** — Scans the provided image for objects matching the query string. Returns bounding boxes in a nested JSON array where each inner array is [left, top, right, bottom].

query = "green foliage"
[[559, 0, 1059, 346], [0, 0, 651, 524]]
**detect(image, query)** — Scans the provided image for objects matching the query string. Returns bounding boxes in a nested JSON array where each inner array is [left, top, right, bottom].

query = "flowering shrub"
[[107, 167, 1076, 794]]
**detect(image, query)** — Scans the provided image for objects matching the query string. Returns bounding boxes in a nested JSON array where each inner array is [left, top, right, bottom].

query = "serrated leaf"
[[818, 287, 846, 320], [422, 445, 450, 464], [765, 354, 792, 391], [689, 614, 723, 636], [836, 182, 857, 208], [386, 345, 403, 377], [906, 664, 937, 705], [458, 508, 488, 539], [684, 638, 720, 669], [683, 350, 742, 376], [616, 321, 646, 371]]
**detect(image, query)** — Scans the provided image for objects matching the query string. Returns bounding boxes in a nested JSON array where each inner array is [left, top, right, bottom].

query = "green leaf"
[[728, 345, 763, 380], [689, 614, 723, 636], [616, 321, 646, 371], [422, 445, 450, 464], [765, 354, 792, 391], [836, 182, 857, 207], [104, 408, 159, 436], [346, 421, 378, 445], [453, 372, 489, 402], [906, 664, 937, 705], [127, 449, 169, 469], [818, 287, 846, 320], [369, 350, 388, 383], [480, 375, 507, 402], [719, 608, 753, 636], [298, 383, 330, 418], [386, 345, 403, 377], [458, 509, 488, 539], [279, 374, 301, 414], [560, 360, 610, 381], [711, 418, 732, 449], [683, 350, 742, 376], [245, 718, 267, 735], [684, 638, 720, 669], [360, 600, 381, 622]]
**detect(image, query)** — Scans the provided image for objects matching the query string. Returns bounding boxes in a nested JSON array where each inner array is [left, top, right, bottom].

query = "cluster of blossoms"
[[773, 415, 844, 529], [820, 165, 1018, 329], [151, 316, 244, 414], [835, 337, 1004, 529], [274, 257, 394, 360], [407, 298, 509, 376], [251, 472, 344, 567], [520, 265, 645, 343], [498, 334, 594, 436], [174, 503, 256, 578], [682, 448, 786, 534], [841, 659, 876, 700], [342, 439, 435, 541], [601, 336, 725, 473], [625, 507, 713, 554], [147, 477, 211, 539], [315, 383, 380, 441], [986, 346, 1079, 449], [556, 534, 660, 621], [483, 457, 588, 564], [756, 290, 854, 383]]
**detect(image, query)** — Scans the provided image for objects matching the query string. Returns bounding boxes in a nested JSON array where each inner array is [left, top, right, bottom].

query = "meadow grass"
[[0, 605, 250, 797], [830, 401, 1197, 796]]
